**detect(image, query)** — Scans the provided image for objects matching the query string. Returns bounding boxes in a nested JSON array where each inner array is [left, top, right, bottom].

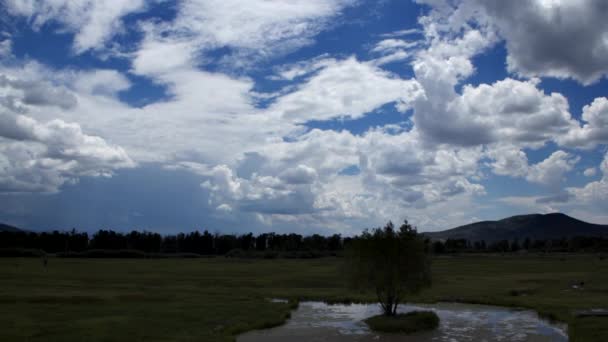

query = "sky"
[[0, 0, 607, 235]]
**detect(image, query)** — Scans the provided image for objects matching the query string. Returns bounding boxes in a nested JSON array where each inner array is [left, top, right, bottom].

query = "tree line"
[[431, 236, 608, 254], [0, 229, 347, 257], [2, 228, 607, 258]]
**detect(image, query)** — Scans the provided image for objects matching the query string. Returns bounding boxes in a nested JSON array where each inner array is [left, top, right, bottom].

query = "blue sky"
[[0, 0, 607, 234]]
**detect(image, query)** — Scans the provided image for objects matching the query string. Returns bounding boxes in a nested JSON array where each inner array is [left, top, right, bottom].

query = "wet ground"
[[238, 301, 568, 342]]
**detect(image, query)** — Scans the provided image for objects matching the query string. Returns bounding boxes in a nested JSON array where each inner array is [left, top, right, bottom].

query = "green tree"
[[346, 220, 431, 316]]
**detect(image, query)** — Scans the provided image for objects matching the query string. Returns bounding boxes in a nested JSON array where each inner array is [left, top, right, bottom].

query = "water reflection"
[[238, 302, 567, 342]]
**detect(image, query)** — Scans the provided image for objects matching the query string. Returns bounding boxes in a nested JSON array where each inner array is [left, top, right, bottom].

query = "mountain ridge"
[[424, 213, 608, 242], [0, 223, 23, 233]]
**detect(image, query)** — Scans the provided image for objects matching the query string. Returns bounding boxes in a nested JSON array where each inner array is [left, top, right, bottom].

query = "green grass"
[[364, 311, 439, 333], [1, 254, 607, 341]]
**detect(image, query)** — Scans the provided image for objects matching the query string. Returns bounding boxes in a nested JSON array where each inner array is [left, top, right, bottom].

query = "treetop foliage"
[[346, 220, 431, 316]]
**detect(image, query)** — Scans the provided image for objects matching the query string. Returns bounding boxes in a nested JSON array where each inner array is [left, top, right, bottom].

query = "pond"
[[237, 301, 568, 342]]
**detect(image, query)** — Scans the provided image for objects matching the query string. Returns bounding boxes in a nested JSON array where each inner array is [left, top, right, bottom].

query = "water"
[[238, 301, 568, 342]]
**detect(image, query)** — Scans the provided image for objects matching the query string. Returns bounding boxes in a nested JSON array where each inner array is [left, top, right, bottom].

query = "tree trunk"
[[391, 299, 399, 316], [377, 288, 401, 316]]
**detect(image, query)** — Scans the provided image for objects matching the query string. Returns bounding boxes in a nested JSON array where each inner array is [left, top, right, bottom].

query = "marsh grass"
[[364, 311, 439, 333]]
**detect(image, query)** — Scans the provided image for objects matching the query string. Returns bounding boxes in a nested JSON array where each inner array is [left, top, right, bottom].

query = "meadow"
[[1, 255, 607, 342]]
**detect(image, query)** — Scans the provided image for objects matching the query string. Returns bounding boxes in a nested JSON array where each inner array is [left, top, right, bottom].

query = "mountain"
[[424, 213, 608, 242], [0, 223, 23, 233]]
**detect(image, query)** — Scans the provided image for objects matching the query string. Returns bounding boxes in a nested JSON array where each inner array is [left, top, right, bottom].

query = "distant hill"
[[0, 223, 23, 233], [424, 213, 608, 242]]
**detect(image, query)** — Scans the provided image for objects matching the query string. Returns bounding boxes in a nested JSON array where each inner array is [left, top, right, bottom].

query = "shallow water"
[[238, 301, 568, 342]]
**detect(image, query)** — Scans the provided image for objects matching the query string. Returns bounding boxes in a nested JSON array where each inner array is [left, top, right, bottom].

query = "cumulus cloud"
[[473, 0, 608, 84], [5, 0, 145, 53], [487, 146, 579, 188], [201, 164, 318, 215], [416, 0, 608, 84], [413, 74, 578, 147], [279, 165, 318, 185], [0, 111, 134, 193], [193, 126, 486, 227], [0, 69, 134, 193], [406, 3, 580, 149], [487, 146, 530, 178], [0, 75, 77, 110], [526, 151, 579, 187], [559, 97, 608, 148], [567, 152, 608, 205]]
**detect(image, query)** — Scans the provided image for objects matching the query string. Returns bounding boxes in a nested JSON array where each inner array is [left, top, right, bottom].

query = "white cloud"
[[132, 0, 357, 75], [73, 70, 131, 97], [559, 97, 608, 148], [279, 165, 318, 185], [270, 57, 424, 123], [0, 112, 134, 193], [370, 50, 411, 67], [6, 0, 145, 53], [379, 28, 422, 38], [372, 39, 418, 54], [487, 146, 579, 188], [0, 66, 134, 193], [189, 125, 487, 230], [487, 145, 529, 178], [568, 152, 608, 203], [405, 3, 588, 152], [201, 164, 318, 215], [0, 74, 77, 110], [414, 77, 577, 147], [368, 38, 419, 67], [526, 151, 579, 187], [584, 167, 597, 177], [270, 55, 336, 81], [0, 37, 11, 58]]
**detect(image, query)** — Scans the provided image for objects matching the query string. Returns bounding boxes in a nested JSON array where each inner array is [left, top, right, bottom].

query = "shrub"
[[58, 249, 146, 258], [346, 221, 431, 316], [225, 248, 246, 258], [0, 248, 44, 257]]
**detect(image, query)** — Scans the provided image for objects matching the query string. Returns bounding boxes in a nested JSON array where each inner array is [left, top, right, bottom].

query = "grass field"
[[1, 255, 607, 341]]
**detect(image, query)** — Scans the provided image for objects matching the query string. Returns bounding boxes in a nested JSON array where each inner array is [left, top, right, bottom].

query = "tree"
[[523, 237, 531, 251], [511, 238, 521, 252], [346, 220, 431, 316]]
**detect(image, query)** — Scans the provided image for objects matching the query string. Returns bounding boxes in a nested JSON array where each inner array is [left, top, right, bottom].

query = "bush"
[[364, 311, 439, 333], [0, 248, 45, 257], [263, 250, 279, 259], [58, 249, 146, 258], [346, 221, 431, 316], [225, 248, 247, 258]]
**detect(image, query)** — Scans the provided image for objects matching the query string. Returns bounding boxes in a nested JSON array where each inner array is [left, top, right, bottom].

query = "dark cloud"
[[0, 75, 77, 110], [536, 192, 573, 204], [476, 0, 608, 84]]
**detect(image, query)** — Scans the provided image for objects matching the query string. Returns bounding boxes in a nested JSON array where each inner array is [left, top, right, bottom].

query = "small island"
[[365, 311, 440, 333]]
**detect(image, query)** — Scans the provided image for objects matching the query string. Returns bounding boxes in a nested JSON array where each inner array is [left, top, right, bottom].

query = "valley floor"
[[1, 254, 607, 341]]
